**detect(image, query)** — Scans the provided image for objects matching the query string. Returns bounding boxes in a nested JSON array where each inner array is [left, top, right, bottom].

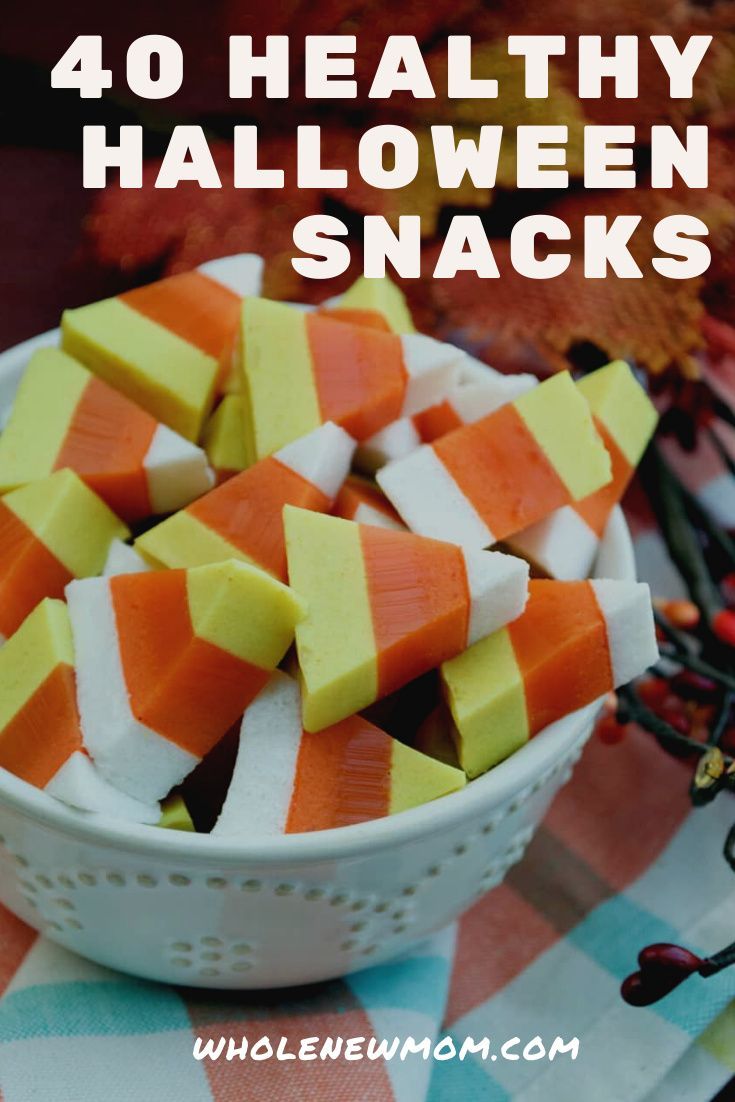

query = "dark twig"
[[707, 390, 735, 434], [639, 444, 723, 626], [725, 823, 735, 874], [656, 643, 735, 693], [707, 424, 735, 483], [653, 609, 697, 654], [678, 466, 735, 570], [710, 691, 733, 748], [617, 684, 729, 761], [700, 938, 735, 977]]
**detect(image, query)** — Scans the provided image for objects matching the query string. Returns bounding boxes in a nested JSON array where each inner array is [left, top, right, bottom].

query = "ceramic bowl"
[[0, 331, 635, 988]]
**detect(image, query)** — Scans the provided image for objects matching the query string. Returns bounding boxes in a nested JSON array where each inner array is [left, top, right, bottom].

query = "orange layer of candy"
[[412, 399, 463, 442], [333, 477, 401, 525], [305, 313, 407, 440], [111, 571, 270, 758], [360, 525, 470, 697], [573, 421, 634, 537], [0, 503, 73, 638], [0, 664, 82, 788], [434, 403, 569, 541], [54, 376, 155, 520], [318, 307, 392, 332], [120, 270, 241, 383], [508, 580, 613, 735], [286, 715, 393, 832], [188, 457, 331, 580], [121, 271, 241, 360]]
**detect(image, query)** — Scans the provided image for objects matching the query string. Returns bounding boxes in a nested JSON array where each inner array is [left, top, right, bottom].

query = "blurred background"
[[1, 0, 734, 378]]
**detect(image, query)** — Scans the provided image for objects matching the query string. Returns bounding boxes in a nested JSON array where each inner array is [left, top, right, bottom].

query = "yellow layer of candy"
[[577, 360, 658, 467], [389, 738, 466, 814], [441, 628, 529, 778], [0, 600, 73, 731], [284, 506, 378, 733], [202, 395, 253, 474], [0, 350, 88, 491], [136, 511, 246, 571], [514, 373, 612, 501], [158, 794, 195, 831], [239, 298, 321, 459], [186, 559, 305, 669], [61, 298, 218, 441], [337, 276, 415, 334], [5, 469, 129, 578]]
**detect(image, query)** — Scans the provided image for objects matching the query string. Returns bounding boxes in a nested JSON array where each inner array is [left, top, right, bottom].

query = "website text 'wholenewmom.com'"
[[193, 1033, 580, 1064]]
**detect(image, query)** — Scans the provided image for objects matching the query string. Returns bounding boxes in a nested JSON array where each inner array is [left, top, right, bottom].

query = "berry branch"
[[616, 390, 735, 1006]]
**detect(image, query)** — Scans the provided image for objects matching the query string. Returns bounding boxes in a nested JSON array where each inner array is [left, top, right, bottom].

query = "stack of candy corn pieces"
[[0, 262, 659, 834]]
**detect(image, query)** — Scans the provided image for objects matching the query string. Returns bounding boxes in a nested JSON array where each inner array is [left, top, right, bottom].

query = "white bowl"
[[0, 331, 635, 988]]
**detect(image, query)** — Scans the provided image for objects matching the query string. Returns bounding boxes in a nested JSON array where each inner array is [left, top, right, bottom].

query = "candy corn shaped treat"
[[508, 362, 658, 579], [333, 475, 404, 531], [201, 395, 251, 483], [61, 253, 263, 440], [321, 275, 416, 334], [66, 560, 305, 802], [0, 469, 129, 641], [377, 372, 612, 549], [238, 298, 463, 459], [136, 422, 354, 580], [441, 579, 658, 778], [103, 539, 152, 577], [0, 349, 213, 521], [213, 673, 465, 837], [284, 507, 529, 732], [0, 600, 158, 822]]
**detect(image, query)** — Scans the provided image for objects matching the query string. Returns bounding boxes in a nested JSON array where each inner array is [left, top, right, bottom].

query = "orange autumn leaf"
[[422, 185, 723, 378]]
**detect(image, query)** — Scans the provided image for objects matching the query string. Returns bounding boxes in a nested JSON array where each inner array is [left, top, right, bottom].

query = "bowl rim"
[[0, 330, 635, 868], [0, 705, 598, 867]]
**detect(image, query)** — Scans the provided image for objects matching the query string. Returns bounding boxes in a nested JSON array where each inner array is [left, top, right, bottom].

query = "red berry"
[[621, 972, 649, 1007], [670, 670, 718, 701], [720, 726, 735, 755], [639, 943, 702, 974], [713, 609, 735, 647], [658, 705, 691, 736], [659, 599, 701, 630], [621, 944, 703, 1007], [637, 677, 670, 709], [689, 720, 710, 747], [596, 715, 629, 745]]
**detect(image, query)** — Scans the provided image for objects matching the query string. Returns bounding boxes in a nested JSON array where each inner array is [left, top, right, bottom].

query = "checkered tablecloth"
[[1, 718, 734, 1101], [2, 355, 735, 1101]]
